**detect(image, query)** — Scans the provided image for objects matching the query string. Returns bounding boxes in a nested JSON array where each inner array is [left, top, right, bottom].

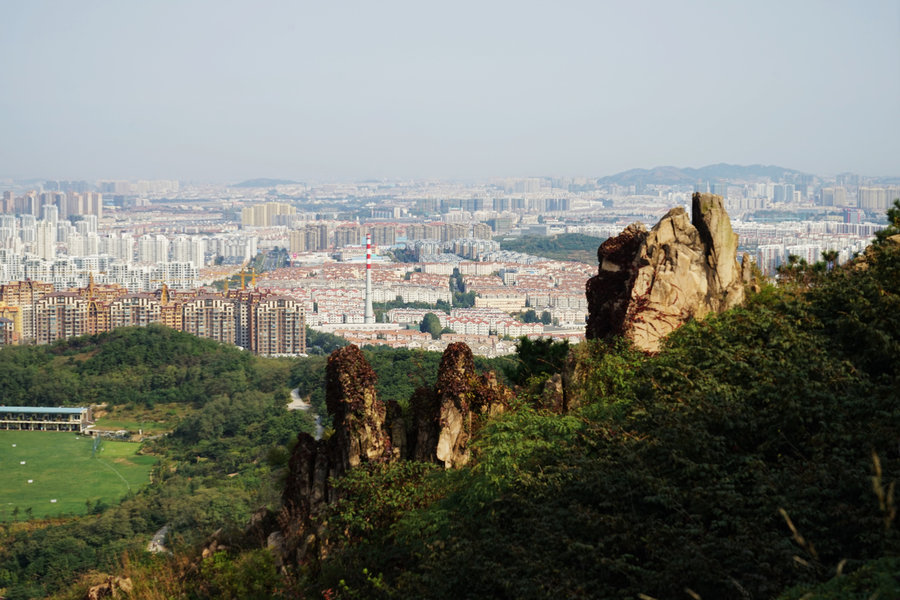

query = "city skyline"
[[2, 1, 898, 182]]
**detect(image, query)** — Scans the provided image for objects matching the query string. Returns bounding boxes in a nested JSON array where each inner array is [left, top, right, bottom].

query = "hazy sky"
[[1, 1, 898, 182]]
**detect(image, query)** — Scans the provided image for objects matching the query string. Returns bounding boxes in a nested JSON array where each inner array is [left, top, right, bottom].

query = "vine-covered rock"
[[435, 342, 512, 468], [326, 344, 390, 471], [280, 345, 391, 565], [279, 342, 512, 566]]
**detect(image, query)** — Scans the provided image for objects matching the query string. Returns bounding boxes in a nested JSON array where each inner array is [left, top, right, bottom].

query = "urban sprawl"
[[0, 174, 892, 356]]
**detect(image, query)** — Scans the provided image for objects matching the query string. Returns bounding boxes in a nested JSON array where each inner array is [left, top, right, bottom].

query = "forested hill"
[[0, 325, 268, 407], [596, 162, 807, 185], [497, 232, 603, 263], [0, 324, 316, 600]]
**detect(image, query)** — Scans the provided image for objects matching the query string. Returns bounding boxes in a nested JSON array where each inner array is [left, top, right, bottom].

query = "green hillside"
[[0, 324, 272, 408], [497, 232, 603, 263], [0, 327, 514, 599], [0, 325, 315, 600]]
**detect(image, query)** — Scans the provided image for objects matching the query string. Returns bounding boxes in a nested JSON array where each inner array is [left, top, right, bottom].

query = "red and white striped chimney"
[[364, 233, 374, 323]]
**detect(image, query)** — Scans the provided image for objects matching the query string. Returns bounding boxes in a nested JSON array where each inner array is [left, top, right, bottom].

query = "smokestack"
[[364, 233, 375, 323]]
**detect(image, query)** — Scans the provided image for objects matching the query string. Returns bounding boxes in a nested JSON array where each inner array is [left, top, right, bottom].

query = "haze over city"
[[2, 0, 898, 182]]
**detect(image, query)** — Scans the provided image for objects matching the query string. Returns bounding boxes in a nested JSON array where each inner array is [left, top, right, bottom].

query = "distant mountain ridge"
[[231, 178, 301, 188], [597, 163, 809, 186]]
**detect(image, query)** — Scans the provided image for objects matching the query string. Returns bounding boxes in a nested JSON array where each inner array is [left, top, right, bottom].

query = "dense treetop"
[[496, 233, 603, 263]]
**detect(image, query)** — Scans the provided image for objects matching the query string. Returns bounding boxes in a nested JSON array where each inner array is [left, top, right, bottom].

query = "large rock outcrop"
[[408, 342, 512, 467], [279, 345, 392, 564], [325, 344, 391, 472], [586, 193, 745, 352], [432, 342, 512, 468], [279, 342, 512, 565]]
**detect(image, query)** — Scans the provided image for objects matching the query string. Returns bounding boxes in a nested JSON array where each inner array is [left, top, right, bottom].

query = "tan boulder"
[[586, 193, 745, 352]]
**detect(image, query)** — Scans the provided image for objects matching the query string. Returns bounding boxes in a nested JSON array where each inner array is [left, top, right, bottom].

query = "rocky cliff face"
[[432, 342, 512, 468], [279, 342, 511, 565], [586, 193, 745, 352], [325, 344, 391, 473], [278, 345, 391, 565]]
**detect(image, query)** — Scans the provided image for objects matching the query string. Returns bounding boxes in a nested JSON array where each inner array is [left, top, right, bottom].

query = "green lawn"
[[92, 418, 171, 433], [0, 431, 156, 520]]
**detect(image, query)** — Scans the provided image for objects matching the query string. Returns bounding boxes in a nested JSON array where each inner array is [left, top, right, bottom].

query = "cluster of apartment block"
[[0, 280, 305, 356], [0, 208, 262, 291], [275, 218, 498, 255], [1, 190, 103, 219], [734, 219, 887, 276], [258, 257, 590, 329]]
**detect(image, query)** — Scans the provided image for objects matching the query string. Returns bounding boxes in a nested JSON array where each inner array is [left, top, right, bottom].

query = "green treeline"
[[0, 325, 269, 408], [497, 233, 605, 262], [305, 326, 349, 356]]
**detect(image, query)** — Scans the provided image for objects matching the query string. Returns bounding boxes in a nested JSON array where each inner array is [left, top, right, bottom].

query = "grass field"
[[92, 418, 171, 433], [0, 431, 156, 521], [91, 402, 183, 434]]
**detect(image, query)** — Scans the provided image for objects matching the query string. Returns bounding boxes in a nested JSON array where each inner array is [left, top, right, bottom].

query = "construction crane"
[[236, 268, 257, 290], [149, 279, 171, 305], [86, 271, 109, 300]]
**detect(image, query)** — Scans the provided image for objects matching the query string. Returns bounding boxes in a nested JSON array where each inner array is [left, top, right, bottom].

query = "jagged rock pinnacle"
[[585, 193, 745, 352]]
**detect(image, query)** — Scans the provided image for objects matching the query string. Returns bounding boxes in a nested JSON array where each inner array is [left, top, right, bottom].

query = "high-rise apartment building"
[[289, 224, 330, 252], [472, 223, 493, 240], [772, 184, 792, 204], [109, 293, 161, 328], [3, 279, 305, 355], [249, 295, 305, 356], [35, 221, 56, 261], [137, 234, 169, 264], [334, 225, 362, 248], [440, 223, 469, 241], [40, 204, 58, 226], [821, 187, 848, 207], [0, 280, 54, 341], [182, 294, 236, 345], [368, 225, 396, 247], [241, 202, 296, 227], [34, 291, 86, 344], [858, 187, 900, 212]]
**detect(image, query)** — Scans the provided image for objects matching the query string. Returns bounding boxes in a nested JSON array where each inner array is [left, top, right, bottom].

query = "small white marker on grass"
[[20, 461, 25, 465], [50, 499, 57, 503], [27, 480, 33, 484]]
